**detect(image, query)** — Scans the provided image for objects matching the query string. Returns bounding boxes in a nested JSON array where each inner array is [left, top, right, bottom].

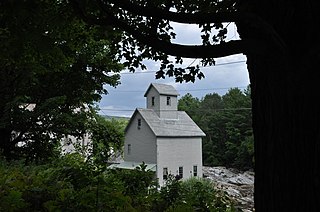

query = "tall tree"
[[179, 89, 253, 169], [177, 93, 200, 120], [222, 88, 252, 169], [88, 114, 126, 165], [0, 1, 123, 161], [71, 0, 320, 210]]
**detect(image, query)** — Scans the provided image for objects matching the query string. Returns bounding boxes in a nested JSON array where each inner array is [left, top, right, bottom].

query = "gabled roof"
[[126, 108, 206, 137], [144, 83, 179, 97]]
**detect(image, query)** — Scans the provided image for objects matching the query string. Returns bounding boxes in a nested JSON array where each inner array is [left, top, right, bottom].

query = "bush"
[[0, 156, 235, 211], [150, 175, 236, 212], [180, 177, 236, 211], [0, 154, 131, 211]]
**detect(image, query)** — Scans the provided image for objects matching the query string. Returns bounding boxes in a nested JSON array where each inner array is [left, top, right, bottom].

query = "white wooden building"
[[110, 83, 205, 186]]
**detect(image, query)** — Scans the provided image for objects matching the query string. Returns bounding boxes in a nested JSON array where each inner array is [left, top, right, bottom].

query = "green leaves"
[[156, 62, 205, 83], [154, 176, 236, 212], [0, 0, 123, 161], [0, 190, 26, 211], [88, 114, 126, 165], [0, 156, 235, 211], [178, 87, 254, 170]]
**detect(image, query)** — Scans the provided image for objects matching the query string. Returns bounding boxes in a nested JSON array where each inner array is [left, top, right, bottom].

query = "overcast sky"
[[98, 23, 250, 117]]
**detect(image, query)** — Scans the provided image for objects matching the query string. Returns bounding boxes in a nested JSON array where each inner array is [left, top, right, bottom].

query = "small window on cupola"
[[167, 96, 171, 105]]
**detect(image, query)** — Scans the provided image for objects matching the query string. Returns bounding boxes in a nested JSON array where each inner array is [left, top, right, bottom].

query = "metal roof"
[[108, 161, 157, 171], [132, 108, 206, 137], [144, 83, 180, 97]]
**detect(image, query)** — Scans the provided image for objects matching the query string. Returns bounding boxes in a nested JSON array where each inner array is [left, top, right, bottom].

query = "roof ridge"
[[144, 83, 179, 97]]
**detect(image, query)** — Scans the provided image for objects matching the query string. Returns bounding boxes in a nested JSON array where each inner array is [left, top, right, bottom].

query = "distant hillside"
[[101, 115, 130, 121]]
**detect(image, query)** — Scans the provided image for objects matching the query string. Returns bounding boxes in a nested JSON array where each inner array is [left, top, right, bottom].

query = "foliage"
[[87, 113, 126, 165], [0, 154, 130, 211], [179, 86, 254, 170], [0, 156, 235, 212], [180, 177, 236, 212], [111, 162, 157, 210], [0, 0, 123, 161], [151, 174, 236, 212], [70, 0, 236, 83], [154, 174, 183, 211], [178, 93, 201, 119]]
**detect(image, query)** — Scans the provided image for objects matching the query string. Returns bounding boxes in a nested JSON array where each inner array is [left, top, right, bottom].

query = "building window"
[[128, 144, 131, 155], [137, 119, 141, 129], [193, 165, 198, 177], [178, 166, 183, 178], [163, 167, 168, 180], [151, 96, 155, 106], [167, 96, 171, 105]]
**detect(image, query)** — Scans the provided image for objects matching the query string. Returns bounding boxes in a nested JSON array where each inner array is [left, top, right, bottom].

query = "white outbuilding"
[[111, 83, 205, 186]]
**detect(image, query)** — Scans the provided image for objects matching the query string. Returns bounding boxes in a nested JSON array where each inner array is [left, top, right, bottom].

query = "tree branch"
[[129, 32, 258, 58], [103, 0, 250, 24], [101, 0, 284, 51], [96, 8, 264, 58], [71, 0, 266, 58]]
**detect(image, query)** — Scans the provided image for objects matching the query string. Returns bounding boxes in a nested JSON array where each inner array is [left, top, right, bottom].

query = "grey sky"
[[98, 23, 249, 117]]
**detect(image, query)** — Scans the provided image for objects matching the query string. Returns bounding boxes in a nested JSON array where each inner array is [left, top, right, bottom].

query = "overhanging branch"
[[99, 0, 284, 51], [71, 0, 266, 58], [103, 0, 250, 24], [127, 31, 256, 58], [96, 7, 264, 58]]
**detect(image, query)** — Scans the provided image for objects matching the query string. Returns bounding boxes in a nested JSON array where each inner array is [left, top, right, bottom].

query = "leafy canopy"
[[179, 86, 253, 170], [0, 0, 123, 161], [70, 0, 245, 83]]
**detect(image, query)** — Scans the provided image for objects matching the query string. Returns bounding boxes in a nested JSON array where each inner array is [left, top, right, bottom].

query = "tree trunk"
[[247, 53, 320, 211], [237, 1, 320, 210], [0, 106, 15, 160], [0, 128, 14, 159]]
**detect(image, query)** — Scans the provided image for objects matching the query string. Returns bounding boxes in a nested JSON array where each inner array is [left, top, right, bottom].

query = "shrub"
[[0, 156, 236, 211], [180, 177, 236, 211]]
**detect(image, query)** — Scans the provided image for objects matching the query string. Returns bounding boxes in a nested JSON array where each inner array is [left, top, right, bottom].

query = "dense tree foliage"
[[0, 1, 123, 161], [179, 87, 253, 170], [88, 115, 127, 165], [69, 1, 320, 210], [0, 154, 235, 211]]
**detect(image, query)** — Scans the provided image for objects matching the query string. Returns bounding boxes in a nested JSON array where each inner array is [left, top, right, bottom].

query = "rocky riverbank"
[[203, 166, 254, 212]]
